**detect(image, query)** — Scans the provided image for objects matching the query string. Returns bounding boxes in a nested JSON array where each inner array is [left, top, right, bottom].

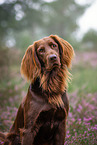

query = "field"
[[66, 51, 97, 144], [0, 51, 97, 144]]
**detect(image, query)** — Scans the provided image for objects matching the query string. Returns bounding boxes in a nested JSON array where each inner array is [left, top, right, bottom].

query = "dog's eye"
[[39, 48, 45, 53], [51, 44, 57, 48]]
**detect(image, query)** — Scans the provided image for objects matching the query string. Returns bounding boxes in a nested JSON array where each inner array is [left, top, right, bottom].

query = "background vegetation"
[[0, 0, 97, 144]]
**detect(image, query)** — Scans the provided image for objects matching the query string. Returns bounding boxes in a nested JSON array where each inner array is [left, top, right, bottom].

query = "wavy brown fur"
[[21, 35, 74, 107], [39, 66, 70, 107]]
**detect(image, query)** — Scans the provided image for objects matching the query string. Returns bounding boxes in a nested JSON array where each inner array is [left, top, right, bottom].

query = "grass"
[[66, 55, 97, 144], [69, 67, 97, 93]]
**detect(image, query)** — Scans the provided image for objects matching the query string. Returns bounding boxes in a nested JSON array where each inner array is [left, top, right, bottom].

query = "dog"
[[0, 35, 74, 145]]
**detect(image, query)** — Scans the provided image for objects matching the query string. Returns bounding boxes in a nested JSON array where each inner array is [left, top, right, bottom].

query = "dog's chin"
[[46, 63, 60, 73]]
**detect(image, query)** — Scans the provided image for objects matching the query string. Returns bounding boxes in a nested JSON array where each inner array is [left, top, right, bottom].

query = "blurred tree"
[[82, 29, 97, 50], [0, 0, 44, 49], [0, 0, 44, 80], [0, 0, 89, 50], [41, 0, 88, 42]]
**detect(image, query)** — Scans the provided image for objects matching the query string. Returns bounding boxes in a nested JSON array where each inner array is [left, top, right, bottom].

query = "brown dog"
[[0, 35, 74, 145]]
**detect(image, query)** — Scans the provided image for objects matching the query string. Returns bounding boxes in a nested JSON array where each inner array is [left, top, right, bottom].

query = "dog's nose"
[[49, 54, 57, 62]]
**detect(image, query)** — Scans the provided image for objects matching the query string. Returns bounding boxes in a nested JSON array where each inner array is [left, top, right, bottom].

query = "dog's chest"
[[36, 107, 65, 138], [37, 107, 65, 123], [32, 107, 66, 144]]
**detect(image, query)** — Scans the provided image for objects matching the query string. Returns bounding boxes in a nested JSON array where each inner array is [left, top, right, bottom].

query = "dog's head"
[[35, 36, 61, 72], [21, 35, 74, 84]]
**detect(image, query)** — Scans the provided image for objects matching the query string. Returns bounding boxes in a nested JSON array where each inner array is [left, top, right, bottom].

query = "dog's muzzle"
[[46, 54, 60, 70]]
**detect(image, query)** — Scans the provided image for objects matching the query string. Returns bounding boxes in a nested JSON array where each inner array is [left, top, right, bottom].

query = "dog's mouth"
[[53, 63, 59, 67], [46, 62, 60, 72]]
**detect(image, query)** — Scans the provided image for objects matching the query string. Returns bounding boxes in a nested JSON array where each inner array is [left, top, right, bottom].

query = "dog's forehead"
[[36, 37, 56, 48]]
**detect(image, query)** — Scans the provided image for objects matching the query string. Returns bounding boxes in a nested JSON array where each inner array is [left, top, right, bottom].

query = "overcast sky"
[[76, 0, 97, 36]]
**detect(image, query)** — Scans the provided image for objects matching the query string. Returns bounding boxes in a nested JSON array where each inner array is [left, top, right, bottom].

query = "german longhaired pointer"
[[0, 35, 74, 145]]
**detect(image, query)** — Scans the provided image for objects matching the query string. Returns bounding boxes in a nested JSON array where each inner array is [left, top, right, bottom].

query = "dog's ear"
[[21, 43, 41, 82], [50, 35, 74, 68]]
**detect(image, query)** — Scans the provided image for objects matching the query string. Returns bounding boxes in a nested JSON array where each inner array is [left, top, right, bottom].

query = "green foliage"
[[0, 0, 43, 48], [69, 67, 97, 93], [82, 29, 97, 50], [0, 0, 88, 49], [42, 0, 87, 40], [0, 48, 21, 81], [15, 31, 33, 50]]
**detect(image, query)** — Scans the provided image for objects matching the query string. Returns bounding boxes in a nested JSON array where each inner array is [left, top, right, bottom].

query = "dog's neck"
[[31, 77, 42, 94], [40, 67, 68, 94], [30, 67, 69, 107]]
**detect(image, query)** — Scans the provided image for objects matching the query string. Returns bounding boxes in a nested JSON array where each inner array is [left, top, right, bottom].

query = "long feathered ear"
[[21, 43, 41, 83], [50, 35, 74, 68]]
